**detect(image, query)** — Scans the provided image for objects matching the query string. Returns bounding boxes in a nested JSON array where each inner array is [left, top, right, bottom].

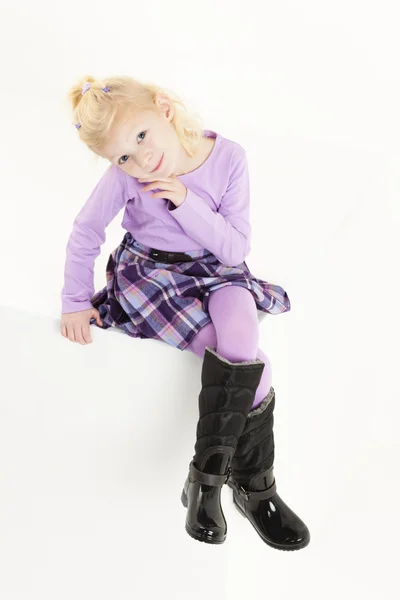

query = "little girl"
[[60, 75, 310, 549]]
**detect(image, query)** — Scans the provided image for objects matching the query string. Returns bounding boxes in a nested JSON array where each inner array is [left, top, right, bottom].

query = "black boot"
[[227, 387, 311, 550], [181, 346, 265, 544]]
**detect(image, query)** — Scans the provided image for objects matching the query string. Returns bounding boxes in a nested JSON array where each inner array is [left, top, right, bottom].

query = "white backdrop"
[[0, 1, 399, 599]]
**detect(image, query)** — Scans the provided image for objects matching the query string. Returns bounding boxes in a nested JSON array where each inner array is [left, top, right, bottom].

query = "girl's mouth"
[[151, 153, 164, 173]]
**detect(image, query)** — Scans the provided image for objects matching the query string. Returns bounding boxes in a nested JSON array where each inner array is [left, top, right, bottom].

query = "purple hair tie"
[[75, 84, 110, 129], [82, 81, 91, 95]]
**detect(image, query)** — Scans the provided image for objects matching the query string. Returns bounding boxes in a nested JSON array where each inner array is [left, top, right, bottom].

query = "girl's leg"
[[208, 285, 259, 361], [186, 286, 272, 409]]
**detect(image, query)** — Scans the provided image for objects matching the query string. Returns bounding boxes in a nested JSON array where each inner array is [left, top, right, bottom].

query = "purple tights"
[[185, 285, 272, 410]]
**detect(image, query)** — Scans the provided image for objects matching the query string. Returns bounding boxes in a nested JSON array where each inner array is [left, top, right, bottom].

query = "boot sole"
[[233, 495, 310, 551], [181, 489, 226, 545]]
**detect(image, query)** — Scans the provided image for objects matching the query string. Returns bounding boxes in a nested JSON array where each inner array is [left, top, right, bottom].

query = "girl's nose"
[[138, 152, 152, 171]]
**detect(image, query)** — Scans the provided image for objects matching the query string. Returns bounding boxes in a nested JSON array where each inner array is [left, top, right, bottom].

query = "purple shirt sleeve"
[[61, 166, 128, 314], [167, 148, 251, 266]]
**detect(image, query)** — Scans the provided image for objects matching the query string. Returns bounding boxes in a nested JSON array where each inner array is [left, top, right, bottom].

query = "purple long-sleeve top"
[[61, 129, 252, 314]]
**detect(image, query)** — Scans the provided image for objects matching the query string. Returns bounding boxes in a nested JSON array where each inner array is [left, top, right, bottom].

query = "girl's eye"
[[118, 131, 146, 165]]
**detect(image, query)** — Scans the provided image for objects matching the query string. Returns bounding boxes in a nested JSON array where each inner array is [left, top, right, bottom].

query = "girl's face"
[[100, 95, 185, 179]]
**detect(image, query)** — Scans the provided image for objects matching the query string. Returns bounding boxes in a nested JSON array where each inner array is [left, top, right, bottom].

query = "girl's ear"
[[154, 93, 175, 121]]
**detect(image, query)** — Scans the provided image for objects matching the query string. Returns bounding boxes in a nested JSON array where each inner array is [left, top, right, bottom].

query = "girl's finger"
[[61, 324, 67, 337], [82, 323, 93, 344], [142, 182, 174, 192], [74, 326, 86, 345], [67, 327, 76, 343], [138, 176, 172, 183]]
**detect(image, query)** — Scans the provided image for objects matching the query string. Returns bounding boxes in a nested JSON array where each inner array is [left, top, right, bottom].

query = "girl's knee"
[[209, 285, 257, 313], [209, 287, 259, 329]]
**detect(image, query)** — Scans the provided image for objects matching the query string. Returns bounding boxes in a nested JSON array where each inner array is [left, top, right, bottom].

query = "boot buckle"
[[189, 460, 232, 487], [229, 477, 252, 500], [238, 485, 252, 500], [224, 466, 233, 484], [237, 481, 277, 501]]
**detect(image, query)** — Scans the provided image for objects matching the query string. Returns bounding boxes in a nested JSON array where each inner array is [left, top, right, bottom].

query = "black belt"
[[149, 248, 193, 264]]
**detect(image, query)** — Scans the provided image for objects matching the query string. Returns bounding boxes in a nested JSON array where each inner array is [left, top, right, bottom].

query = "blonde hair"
[[66, 75, 205, 160]]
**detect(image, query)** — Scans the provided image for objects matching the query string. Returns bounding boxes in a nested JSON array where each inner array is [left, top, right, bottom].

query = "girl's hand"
[[60, 308, 103, 345], [138, 175, 187, 207]]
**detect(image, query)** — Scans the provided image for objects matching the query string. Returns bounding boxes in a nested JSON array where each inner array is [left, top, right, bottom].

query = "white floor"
[[1, 184, 399, 599]]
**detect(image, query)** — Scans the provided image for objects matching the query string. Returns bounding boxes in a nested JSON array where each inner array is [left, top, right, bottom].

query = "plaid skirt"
[[90, 232, 291, 351]]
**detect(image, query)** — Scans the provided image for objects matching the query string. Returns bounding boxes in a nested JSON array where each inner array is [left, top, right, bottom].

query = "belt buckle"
[[150, 249, 191, 264], [149, 249, 168, 262]]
